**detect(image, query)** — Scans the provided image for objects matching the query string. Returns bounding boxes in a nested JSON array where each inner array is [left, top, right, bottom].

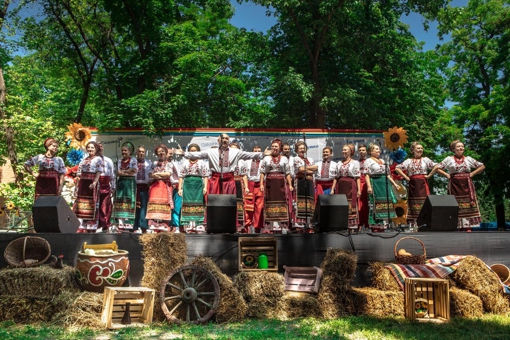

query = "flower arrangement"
[[390, 147, 407, 164], [65, 123, 91, 149], [383, 126, 408, 151], [67, 148, 86, 166]]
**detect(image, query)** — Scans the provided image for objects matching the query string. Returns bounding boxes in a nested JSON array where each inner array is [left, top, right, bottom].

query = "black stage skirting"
[[1, 232, 509, 287]]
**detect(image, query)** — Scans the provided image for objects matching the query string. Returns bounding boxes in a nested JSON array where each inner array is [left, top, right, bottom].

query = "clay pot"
[[75, 250, 130, 293]]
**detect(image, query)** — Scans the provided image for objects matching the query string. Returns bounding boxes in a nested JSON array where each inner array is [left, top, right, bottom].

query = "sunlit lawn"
[[2, 315, 510, 340]]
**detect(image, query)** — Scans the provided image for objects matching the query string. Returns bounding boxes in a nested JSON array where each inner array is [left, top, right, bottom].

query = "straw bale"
[[52, 292, 104, 329], [369, 262, 401, 292], [0, 293, 73, 323], [273, 292, 321, 320], [452, 256, 509, 314], [0, 266, 80, 297], [317, 290, 349, 319], [346, 287, 404, 317], [139, 232, 188, 321], [449, 287, 483, 318], [244, 295, 279, 319], [190, 256, 247, 323], [233, 271, 285, 302]]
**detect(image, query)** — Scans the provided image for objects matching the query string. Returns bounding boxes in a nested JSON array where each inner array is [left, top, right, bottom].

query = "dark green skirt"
[[369, 176, 397, 224], [181, 176, 205, 224], [112, 176, 137, 221]]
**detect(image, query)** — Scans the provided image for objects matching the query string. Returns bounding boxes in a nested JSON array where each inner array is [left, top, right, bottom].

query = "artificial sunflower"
[[383, 126, 408, 151], [65, 123, 91, 149], [0, 209, 5, 217], [392, 199, 408, 225], [5, 202, 15, 210]]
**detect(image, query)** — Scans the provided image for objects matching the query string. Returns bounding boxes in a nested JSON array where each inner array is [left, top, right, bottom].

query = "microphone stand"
[[379, 142, 391, 229], [302, 133, 309, 229], [219, 148, 224, 195]]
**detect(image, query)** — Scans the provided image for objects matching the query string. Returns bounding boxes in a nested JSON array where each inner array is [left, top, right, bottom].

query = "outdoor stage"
[[1, 231, 509, 287]]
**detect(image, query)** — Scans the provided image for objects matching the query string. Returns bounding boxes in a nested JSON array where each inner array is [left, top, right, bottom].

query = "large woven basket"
[[4, 236, 51, 268], [394, 237, 426, 265]]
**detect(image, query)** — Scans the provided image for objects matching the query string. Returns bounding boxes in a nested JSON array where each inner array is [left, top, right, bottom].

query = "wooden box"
[[102, 287, 155, 329], [238, 237, 278, 272], [405, 278, 449, 323], [283, 266, 323, 293]]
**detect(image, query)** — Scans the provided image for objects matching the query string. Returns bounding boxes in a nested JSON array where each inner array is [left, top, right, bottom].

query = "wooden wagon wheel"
[[160, 265, 220, 324]]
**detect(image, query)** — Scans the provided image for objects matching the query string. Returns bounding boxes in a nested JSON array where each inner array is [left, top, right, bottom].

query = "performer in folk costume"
[[178, 144, 209, 228], [112, 142, 138, 230], [146, 144, 176, 231], [24, 138, 66, 201], [176, 133, 270, 195], [357, 144, 369, 229], [315, 146, 338, 200], [431, 140, 485, 229], [168, 148, 182, 228], [74, 141, 104, 233], [364, 143, 401, 226], [134, 146, 152, 233], [97, 142, 115, 232], [260, 139, 293, 231], [229, 142, 246, 229], [293, 141, 318, 227], [282, 142, 296, 226], [394, 142, 439, 224], [239, 145, 265, 233]]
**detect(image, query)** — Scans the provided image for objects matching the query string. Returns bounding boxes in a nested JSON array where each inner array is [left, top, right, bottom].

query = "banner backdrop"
[[91, 128, 387, 165]]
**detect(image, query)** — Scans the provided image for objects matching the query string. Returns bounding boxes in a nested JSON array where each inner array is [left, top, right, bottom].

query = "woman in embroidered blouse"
[[146, 144, 176, 231], [394, 142, 438, 224], [112, 142, 138, 230], [24, 138, 66, 201], [331, 144, 361, 228], [293, 142, 317, 227], [431, 140, 485, 229], [260, 139, 293, 231], [178, 144, 209, 228], [364, 143, 400, 226], [74, 141, 103, 233]]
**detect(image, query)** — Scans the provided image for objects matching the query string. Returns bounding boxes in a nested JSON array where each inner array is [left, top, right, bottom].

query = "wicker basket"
[[394, 237, 426, 265], [4, 236, 51, 268]]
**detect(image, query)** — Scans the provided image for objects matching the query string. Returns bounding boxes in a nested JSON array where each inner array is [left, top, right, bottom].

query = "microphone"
[[117, 137, 123, 146]]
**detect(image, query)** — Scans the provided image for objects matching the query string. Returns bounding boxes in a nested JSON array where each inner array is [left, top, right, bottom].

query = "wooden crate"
[[283, 266, 323, 293], [405, 278, 449, 323], [238, 237, 278, 272], [101, 287, 155, 329]]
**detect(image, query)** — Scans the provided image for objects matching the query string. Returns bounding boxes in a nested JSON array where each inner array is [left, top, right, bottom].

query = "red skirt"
[[358, 174, 369, 228], [146, 179, 173, 221], [337, 176, 359, 226], [264, 173, 289, 223], [73, 172, 99, 220], [449, 172, 481, 225], [35, 170, 60, 201], [407, 174, 430, 222]]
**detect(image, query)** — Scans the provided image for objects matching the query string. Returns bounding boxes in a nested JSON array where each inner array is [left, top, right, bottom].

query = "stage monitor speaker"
[[417, 195, 459, 231], [32, 196, 80, 233], [313, 194, 349, 233], [206, 194, 237, 234]]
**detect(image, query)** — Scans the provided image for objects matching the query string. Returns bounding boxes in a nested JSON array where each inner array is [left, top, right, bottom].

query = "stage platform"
[[1, 231, 509, 287]]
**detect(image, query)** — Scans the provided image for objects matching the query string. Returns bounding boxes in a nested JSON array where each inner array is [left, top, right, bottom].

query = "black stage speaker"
[[417, 195, 459, 231], [206, 194, 237, 234], [32, 196, 80, 233], [313, 194, 349, 233]]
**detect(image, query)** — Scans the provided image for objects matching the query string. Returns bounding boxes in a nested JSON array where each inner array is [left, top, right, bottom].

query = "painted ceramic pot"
[[75, 250, 130, 293]]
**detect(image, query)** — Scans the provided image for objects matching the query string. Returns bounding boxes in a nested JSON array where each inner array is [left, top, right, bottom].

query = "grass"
[[1, 315, 510, 340]]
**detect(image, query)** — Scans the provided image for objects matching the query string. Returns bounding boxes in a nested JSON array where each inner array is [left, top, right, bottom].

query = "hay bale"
[[139, 232, 188, 321], [369, 262, 401, 292], [0, 293, 73, 323], [346, 287, 404, 317], [52, 292, 104, 329], [452, 256, 509, 314], [190, 256, 247, 323], [273, 292, 321, 320], [0, 266, 80, 297], [449, 287, 483, 318]]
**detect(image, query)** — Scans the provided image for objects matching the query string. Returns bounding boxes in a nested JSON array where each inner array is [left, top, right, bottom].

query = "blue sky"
[[229, 0, 469, 51]]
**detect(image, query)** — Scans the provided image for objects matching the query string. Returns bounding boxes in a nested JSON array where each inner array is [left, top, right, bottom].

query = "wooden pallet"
[[283, 266, 323, 293], [405, 278, 449, 323], [238, 237, 278, 272], [101, 287, 155, 329]]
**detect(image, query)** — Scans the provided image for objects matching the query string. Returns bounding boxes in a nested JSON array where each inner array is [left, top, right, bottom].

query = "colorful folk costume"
[[98, 156, 115, 231], [437, 156, 484, 228], [396, 157, 437, 223], [179, 159, 209, 226], [260, 154, 291, 229], [146, 160, 175, 226], [134, 157, 152, 231], [335, 159, 361, 227], [293, 156, 316, 225], [240, 158, 264, 231], [24, 154, 66, 201], [170, 160, 182, 227], [74, 155, 104, 231], [112, 156, 138, 230], [358, 157, 369, 228], [234, 165, 245, 229], [315, 159, 338, 200], [364, 157, 397, 225]]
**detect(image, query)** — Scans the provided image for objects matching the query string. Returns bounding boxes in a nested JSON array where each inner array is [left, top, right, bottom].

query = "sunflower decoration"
[[65, 123, 91, 149], [383, 126, 408, 151], [5, 202, 15, 210], [415, 298, 429, 318], [392, 199, 408, 226]]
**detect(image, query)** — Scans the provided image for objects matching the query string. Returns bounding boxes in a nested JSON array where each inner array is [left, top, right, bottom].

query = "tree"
[[434, 0, 510, 228]]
